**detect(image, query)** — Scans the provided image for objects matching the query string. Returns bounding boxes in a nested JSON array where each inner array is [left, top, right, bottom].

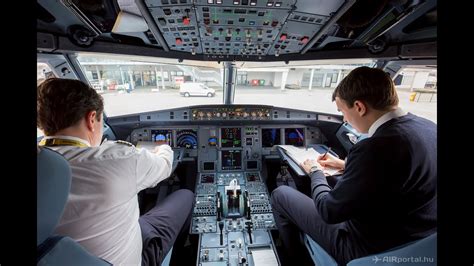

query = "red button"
[[176, 38, 182, 45], [301, 36, 309, 44], [280, 34, 287, 41], [183, 17, 190, 25]]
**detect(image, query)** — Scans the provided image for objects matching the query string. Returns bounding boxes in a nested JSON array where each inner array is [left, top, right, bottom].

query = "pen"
[[321, 147, 332, 159]]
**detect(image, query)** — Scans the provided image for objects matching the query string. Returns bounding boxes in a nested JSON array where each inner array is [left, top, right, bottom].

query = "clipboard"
[[276, 145, 340, 176]]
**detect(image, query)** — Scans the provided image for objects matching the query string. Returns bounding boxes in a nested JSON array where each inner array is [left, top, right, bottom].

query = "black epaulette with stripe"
[[115, 140, 134, 147]]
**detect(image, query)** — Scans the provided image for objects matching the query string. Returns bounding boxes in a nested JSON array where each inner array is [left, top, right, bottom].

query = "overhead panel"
[[144, 0, 345, 56], [267, 11, 327, 56], [146, 0, 202, 54], [195, 3, 290, 56]]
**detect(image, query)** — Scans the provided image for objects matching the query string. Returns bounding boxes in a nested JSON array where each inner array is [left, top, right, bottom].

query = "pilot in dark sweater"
[[271, 66, 437, 265]]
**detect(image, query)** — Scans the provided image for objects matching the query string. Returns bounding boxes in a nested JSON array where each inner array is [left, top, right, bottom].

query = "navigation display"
[[284, 128, 305, 146], [151, 129, 173, 146], [221, 150, 242, 170], [176, 129, 198, 149], [262, 128, 281, 147], [221, 128, 241, 147]]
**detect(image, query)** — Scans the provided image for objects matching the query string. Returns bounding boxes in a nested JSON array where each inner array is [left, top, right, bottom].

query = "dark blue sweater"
[[310, 113, 437, 258]]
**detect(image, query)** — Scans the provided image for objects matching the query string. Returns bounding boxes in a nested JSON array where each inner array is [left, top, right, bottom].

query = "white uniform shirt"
[[46, 136, 173, 265]]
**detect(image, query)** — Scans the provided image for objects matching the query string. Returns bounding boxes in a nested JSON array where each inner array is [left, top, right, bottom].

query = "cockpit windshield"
[[76, 54, 436, 123]]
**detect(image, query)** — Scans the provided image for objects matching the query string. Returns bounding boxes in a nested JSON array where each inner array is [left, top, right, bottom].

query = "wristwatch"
[[309, 165, 320, 175]]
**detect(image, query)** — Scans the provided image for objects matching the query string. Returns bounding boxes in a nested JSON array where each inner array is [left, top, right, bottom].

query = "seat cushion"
[[347, 233, 437, 266], [161, 247, 173, 266], [304, 234, 338, 266], [38, 236, 111, 266]]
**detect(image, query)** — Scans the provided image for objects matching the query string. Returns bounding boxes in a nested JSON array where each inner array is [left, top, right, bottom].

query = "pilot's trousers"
[[271, 185, 367, 266], [139, 189, 194, 266]]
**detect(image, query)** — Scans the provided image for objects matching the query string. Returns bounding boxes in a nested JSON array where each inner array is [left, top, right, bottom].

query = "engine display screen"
[[221, 128, 241, 148], [221, 150, 242, 170], [284, 128, 305, 146], [262, 128, 281, 147], [151, 129, 173, 146]]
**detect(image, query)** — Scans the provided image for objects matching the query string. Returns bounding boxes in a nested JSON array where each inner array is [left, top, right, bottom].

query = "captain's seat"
[[37, 147, 111, 265]]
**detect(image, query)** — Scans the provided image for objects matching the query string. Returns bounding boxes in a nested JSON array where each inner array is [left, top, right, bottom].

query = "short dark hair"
[[332, 66, 399, 110], [37, 78, 104, 136]]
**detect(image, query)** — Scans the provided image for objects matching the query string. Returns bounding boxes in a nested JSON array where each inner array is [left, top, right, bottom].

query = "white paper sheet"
[[251, 248, 279, 266]]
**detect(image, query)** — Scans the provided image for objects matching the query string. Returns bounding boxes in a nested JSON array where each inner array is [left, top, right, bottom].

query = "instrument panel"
[[128, 116, 329, 266], [192, 107, 271, 121]]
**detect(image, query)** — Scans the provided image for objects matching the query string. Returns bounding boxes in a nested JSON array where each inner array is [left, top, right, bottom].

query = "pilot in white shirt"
[[40, 136, 173, 265], [37, 78, 194, 266]]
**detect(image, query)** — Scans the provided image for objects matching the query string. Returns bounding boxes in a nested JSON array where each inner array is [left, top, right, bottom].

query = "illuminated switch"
[[176, 38, 183, 45], [279, 34, 287, 41], [183, 17, 190, 25], [301, 36, 309, 44]]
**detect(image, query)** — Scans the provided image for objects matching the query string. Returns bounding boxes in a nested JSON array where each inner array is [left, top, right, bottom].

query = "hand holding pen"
[[321, 147, 332, 160], [317, 147, 345, 170]]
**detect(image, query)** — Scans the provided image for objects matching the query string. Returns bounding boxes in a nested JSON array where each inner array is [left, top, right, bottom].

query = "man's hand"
[[152, 141, 167, 153], [152, 145, 161, 153], [300, 159, 321, 175], [155, 140, 168, 145], [317, 153, 345, 171]]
